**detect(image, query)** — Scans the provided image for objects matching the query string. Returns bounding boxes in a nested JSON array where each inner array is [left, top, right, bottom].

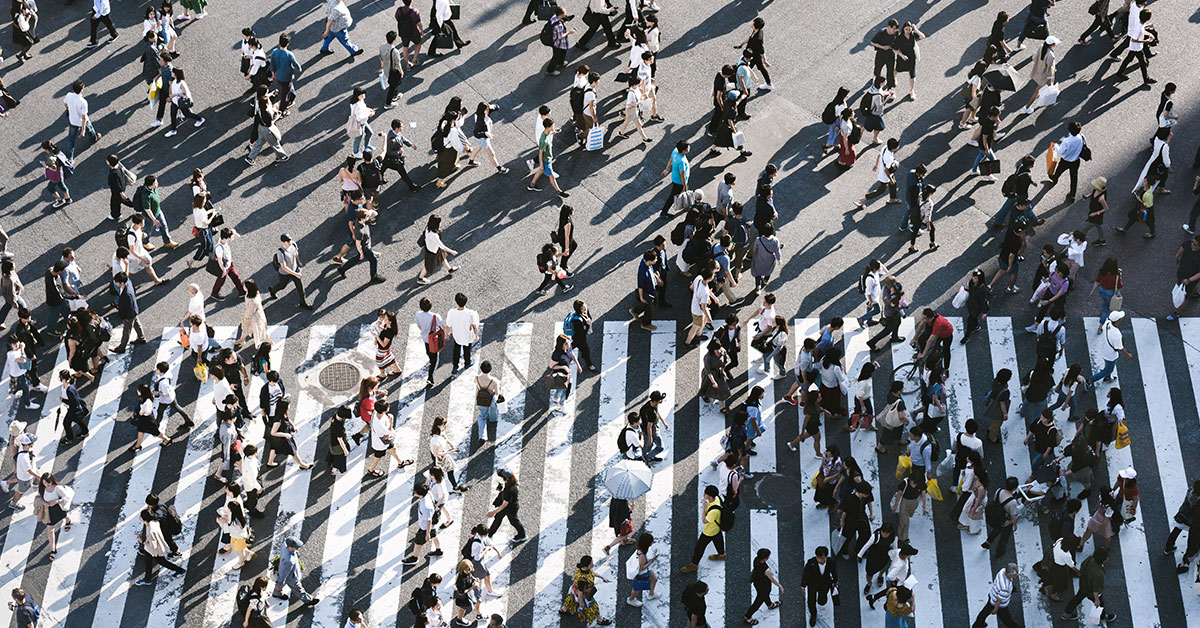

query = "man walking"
[[1085, 311, 1134, 388], [446, 292, 479, 374], [380, 31, 404, 108], [576, 0, 619, 51], [58, 369, 90, 444], [869, 19, 899, 90], [1045, 121, 1087, 203], [270, 33, 303, 116], [630, 250, 659, 331], [320, 0, 364, 58], [273, 537, 318, 606], [337, 209, 385, 285], [660, 140, 691, 219], [1061, 548, 1116, 622], [981, 477, 1020, 555], [152, 360, 192, 431], [800, 546, 838, 627], [86, 0, 118, 48], [679, 485, 724, 573], [269, 234, 311, 309], [546, 7, 574, 76], [1114, 8, 1156, 86], [133, 175, 178, 248], [63, 80, 100, 162], [211, 228, 246, 300], [972, 564, 1020, 628], [381, 119, 421, 191], [394, 0, 423, 67], [106, 155, 135, 222], [110, 272, 147, 354]]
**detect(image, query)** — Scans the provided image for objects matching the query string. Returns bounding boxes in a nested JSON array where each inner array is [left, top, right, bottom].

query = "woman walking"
[[416, 214, 460, 285], [245, 85, 289, 165], [627, 533, 661, 607], [265, 399, 313, 469], [835, 108, 858, 167], [187, 196, 216, 270], [894, 22, 925, 100], [1047, 364, 1084, 422], [134, 508, 185, 586], [860, 76, 889, 146], [366, 400, 414, 477], [131, 384, 172, 451], [555, 205, 578, 275], [10, 1, 35, 62], [165, 69, 205, 137], [548, 334, 577, 407], [1018, 36, 1058, 115], [535, 244, 572, 296], [699, 340, 732, 414], [1089, 257, 1121, 327], [454, 559, 482, 622], [816, 348, 848, 418], [858, 522, 895, 597], [958, 460, 987, 535], [708, 86, 752, 159], [821, 88, 850, 151], [1079, 177, 1109, 246], [749, 224, 782, 293], [35, 473, 72, 561], [215, 501, 254, 568], [327, 406, 351, 474], [558, 555, 613, 625], [787, 390, 826, 456], [474, 361, 499, 443], [429, 416, 464, 492], [234, 280, 269, 350], [617, 75, 651, 142], [960, 269, 989, 343], [467, 102, 509, 174], [564, 300, 597, 373], [434, 108, 466, 187], [959, 61, 987, 129], [370, 309, 402, 378], [742, 547, 783, 624], [347, 87, 376, 158]]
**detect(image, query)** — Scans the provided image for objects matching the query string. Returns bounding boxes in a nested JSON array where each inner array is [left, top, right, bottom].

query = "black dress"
[[894, 33, 917, 76]]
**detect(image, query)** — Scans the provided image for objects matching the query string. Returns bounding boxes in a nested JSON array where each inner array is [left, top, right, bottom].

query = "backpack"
[[985, 490, 1017, 528], [97, 318, 113, 342], [821, 101, 838, 126], [1001, 172, 1020, 198], [848, 123, 863, 145], [858, 92, 873, 113], [925, 437, 942, 464], [617, 427, 634, 454], [540, 20, 556, 47], [114, 225, 134, 250], [669, 220, 688, 246], [461, 536, 479, 560], [17, 599, 40, 624], [359, 161, 382, 189], [562, 312, 581, 337], [716, 501, 736, 531], [236, 584, 256, 617], [1035, 322, 1061, 360], [157, 504, 183, 536], [427, 315, 447, 354], [250, 342, 271, 377], [569, 85, 586, 117], [271, 247, 285, 273]]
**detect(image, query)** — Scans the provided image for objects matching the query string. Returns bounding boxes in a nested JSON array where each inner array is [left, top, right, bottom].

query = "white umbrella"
[[603, 458, 654, 500]]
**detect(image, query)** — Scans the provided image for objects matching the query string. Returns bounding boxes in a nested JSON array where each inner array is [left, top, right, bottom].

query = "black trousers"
[[985, 523, 1013, 555], [523, 0, 541, 21], [62, 411, 89, 440], [274, 79, 296, 113], [578, 12, 617, 48], [691, 532, 724, 563], [385, 68, 403, 104], [382, 157, 418, 189], [536, 273, 568, 292], [425, 348, 438, 383], [429, 21, 466, 55], [574, 333, 594, 368], [269, 274, 308, 306], [868, 314, 901, 347], [156, 400, 192, 427], [631, 294, 655, 326], [90, 15, 117, 44], [110, 193, 134, 221], [972, 601, 1020, 628], [1117, 49, 1150, 82], [745, 584, 772, 618], [547, 47, 568, 74], [750, 55, 771, 86], [1049, 158, 1081, 198], [661, 182, 684, 216], [806, 586, 830, 621], [1064, 591, 1105, 615], [141, 551, 185, 579], [451, 342, 472, 370], [488, 508, 526, 538], [873, 52, 895, 89], [1122, 205, 1155, 234], [339, 245, 379, 279]]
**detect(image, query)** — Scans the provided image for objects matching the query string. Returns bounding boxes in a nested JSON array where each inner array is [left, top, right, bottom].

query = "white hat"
[[1108, 311, 1125, 323], [1119, 467, 1137, 480], [1045, 36, 1061, 46], [18, 434, 34, 446]]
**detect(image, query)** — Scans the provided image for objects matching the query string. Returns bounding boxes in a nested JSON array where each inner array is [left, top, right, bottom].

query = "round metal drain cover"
[[754, 475, 804, 509], [318, 362, 362, 392]]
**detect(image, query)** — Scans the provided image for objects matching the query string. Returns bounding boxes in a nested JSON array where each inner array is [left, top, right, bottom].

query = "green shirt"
[[1079, 555, 1105, 596], [135, 185, 161, 216], [539, 131, 553, 162]]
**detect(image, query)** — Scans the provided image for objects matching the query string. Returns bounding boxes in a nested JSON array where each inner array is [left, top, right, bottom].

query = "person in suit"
[[57, 369, 90, 444], [111, 272, 147, 354], [800, 546, 838, 626]]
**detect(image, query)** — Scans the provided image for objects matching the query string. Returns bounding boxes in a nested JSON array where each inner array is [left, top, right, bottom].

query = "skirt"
[[837, 138, 856, 166], [231, 536, 248, 552], [48, 503, 67, 526], [436, 148, 458, 178], [862, 112, 885, 132], [472, 557, 490, 579], [424, 248, 446, 274], [180, 0, 208, 11], [632, 572, 651, 591], [136, 413, 161, 435], [699, 372, 731, 401], [376, 345, 396, 370]]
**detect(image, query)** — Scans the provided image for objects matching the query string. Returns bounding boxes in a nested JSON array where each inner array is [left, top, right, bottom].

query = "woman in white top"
[[816, 350, 849, 417], [239, 443, 263, 514], [244, 36, 270, 88], [348, 86, 376, 158], [37, 472, 72, 560], [1019, 37, 1058, 114], [365, 401, 414, 476], [427, 467, 455, 528], [467, 102, 509, 174], [626, 27, 649, 75], [182, 283, 205, 326], [235, 280, 270, 349], [617, 75, 651, 142], [957, 461, 986, 535], [188, 196, 216, 268], [1055, 231, 1087, 280], [857, 138, 901, 208], [416, 214, 460, 284], [216, 502, 254, 568], [429, 416, 464, 491], [165, 68, 204, 136], [132, 383, 171, 451], [186, 314, 210, 366], [761, 316, 789, 379]]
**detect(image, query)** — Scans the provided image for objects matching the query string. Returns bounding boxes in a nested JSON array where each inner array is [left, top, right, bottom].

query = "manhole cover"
[[318, 362, 362, 392], [753, 475, 804, 509]]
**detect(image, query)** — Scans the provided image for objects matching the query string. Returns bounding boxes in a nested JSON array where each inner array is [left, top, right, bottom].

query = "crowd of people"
[[0, 0, 1198, 627]]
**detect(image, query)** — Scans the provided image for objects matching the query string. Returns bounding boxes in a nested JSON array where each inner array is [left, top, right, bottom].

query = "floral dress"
[[561, 568, 600, 624]]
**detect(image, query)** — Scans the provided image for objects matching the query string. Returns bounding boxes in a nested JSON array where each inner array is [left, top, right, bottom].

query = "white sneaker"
[[1013, 44, 1025, 51], [32, 384, 47, 393], [150, 119, 162, 127], [968, 168, 979, 176], [194, 117, 206, 127], [995, 131, 1006, 140], [646, 592, 660, 600], [648, 2, 661, 11], [164, 130, 178, 137], [966, 139, 978, 147], [626, 598, 643, 608], [351, 151, 363, 159], [758, 83, 774, 92], [758, 366, 770, 374], [25, 402, 40, 410], [985, 175, 997, 182], [1017, 107, 1034, 115], [1024, 325, 1039, 333]]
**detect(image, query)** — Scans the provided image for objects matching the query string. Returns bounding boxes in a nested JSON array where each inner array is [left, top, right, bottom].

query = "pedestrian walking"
[[657, 140, 690, 219], [485, 469, 527, 542], [380, 31, 404, 108], [577, 0, 619, 51], [545, 7, 574, 75], [981, 477, 1020, 554], [528, 117, 569, 197], [395, 0, 423, 67], [266, 234, 308, 308], [164, 68, 204, 137], [679, 485, 724, 573], [800, 546, 838, 627], [269, 33, 302, 116], [1018, 36, 1058, 115], [272, 536, 318, 606], [245, 86, 289, 165], [415, 298, 441, 387], [1061, 547, 1116, 622], [1085, 311, 1133, 387], [856, 138, 901, 208], [10, 1, 35, 62], [110, 273, 147, 354], [320, 0, 364, 58], [429, 0, 470, 57], [347, 87, 375, 158], [62, 80, 101, 162], [1115, 8, 1156, 86], [152, 359, 192, 432], [446, 292, 479, 374], [1046, 121, 1088, 203], [971, 564, 1020, 628], [870, 19, 900, 90], [133, 508, 185, 586], [380, 118, 421, 190], [860, 76, 889, 145], [468, 102, 509, 174]]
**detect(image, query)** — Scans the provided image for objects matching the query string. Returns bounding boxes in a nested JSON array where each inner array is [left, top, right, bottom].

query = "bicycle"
[[892, 344, 943, 395]]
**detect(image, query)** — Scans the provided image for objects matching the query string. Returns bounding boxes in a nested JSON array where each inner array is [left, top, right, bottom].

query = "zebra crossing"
[[1, 315, 1199, 628]]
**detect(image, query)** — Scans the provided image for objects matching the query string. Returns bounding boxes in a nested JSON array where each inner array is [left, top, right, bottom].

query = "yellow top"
[[702, 498, 723, 536]]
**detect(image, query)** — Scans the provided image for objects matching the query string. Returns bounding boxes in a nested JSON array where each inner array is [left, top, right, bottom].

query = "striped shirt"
[[988, 569, 1013, 607]]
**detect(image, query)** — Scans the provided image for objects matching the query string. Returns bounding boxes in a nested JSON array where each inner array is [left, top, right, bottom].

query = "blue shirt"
[[1056, 133, 1086, 162], [270, 48, 303, 83], [637, 262, 657, 298], [817, 328, 835, 356], [670, 149, 690, 186]]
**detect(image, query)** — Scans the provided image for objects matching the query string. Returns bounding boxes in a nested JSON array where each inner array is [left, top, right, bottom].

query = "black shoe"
[[575, 44, 590, 52], [428, 549, 444, 556], [268, 287, 277, 299], [132, 337, 148, 345], [305, 598, 320, 606], [273, 592, 290, 601], [300, 302, 313, 310], [369, 275, 387, 284], [318, 49, 335, 55], [351, 48, 365, 57]]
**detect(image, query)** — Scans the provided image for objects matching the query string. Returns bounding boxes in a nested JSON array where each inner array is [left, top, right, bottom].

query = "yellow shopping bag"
[[1046, 142, 1058, 176], [1115, 421, 1131, 449], [811, 471, 823, 489], [148, 76, 162, 103], [896, 455, 912, 481], [927, 478, 945, 502]]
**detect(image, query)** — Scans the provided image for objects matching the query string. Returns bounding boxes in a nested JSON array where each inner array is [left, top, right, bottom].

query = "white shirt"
[[370, 412, 392, 450], [5, 349, 24, 380], [213, 241, 232, 267], [15, 450, 34, 482], [988, 570, 1014, 607], [957, 433, 984, 457], [169, 80, 192, 105], [429, 434, 452, 461], [434, 0, 451, 24], [629, 43, 648, 71], [192, 206, 212, 229], [64, 93, 88, 126], [153, 372, 175, 404], [690, 277, 711, 317], [242, 456, 262, 492], [876, 147, 895, 184], [417, 494, 436, 528], [864, 272, 883, 305], [129, 228, 151, 259], [351, 100, 371, 125], [621, 426, 643, 459], [424, 230, 444, 254], [1052, 538, 1075, 567], [1098, 322, 1123, 362], [248, 48, 268, 75], [1129, 23, 1146, 52], [1056, 233, 1087, 268], [93, 0, 111, 17], [445, 307, 479, 347], [582, 88, 597, 118]]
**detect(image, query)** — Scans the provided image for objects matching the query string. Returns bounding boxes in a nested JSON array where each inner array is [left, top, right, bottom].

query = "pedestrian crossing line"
[[147, 326, 238, 628], [38, 350, 132, 624], [1082, 317, 1159, 628], [307, 328, 372, 628], [696, 331, 728, 628], [945, 317, 995, 623], [1178, 319, 1200, 582], [92, 332, 185, 627], [591, 322, 629, 617], [479, 322, 533, 623], [841, 320, 881, 627], [1131, 318, 1200, 624], [749, 509, 781, 628], [985, 317, 1053, 628], [640, 322, 676, 628], [369, 324, 428, 628], [266, 325, 333, 622], [746, 326, 778, 473], [428, 325, 485, 600], [0, 344, 68, 627], [889, 317, 940, 628], [532, 328, 579, 628], [795, 317, 836, 627], [201, 326, 288, 628]]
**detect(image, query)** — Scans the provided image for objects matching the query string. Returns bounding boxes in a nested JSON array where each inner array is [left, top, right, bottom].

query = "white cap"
[[1045, 36, 1061, 46], [1108, 311, 1125, 323], [18, 434, 34, 446], [1119, 467, 1137, 480]]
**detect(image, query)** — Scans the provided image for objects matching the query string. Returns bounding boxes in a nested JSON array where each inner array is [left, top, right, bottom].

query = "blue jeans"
[[1021, 398, 1049, 424], [825, 123, 838, 146], [192, 226, 214, 261], [352, 122, 375, 155], [1097, 287, 1115, 324], [476, 401, 498, 439], [10, 369, 30, 400], [150, 211, 175, 245], [0, 296, 26, 326], [321, 29, 359, 54], [1089, 359, 1117, 383], [1047, 390, 1077, 418], [886, 614, 915, 628], [858, 303, 880, 325], [972, 148, 995, 171], [65, 121, 98, 162], [991, 197, 1037, 227]]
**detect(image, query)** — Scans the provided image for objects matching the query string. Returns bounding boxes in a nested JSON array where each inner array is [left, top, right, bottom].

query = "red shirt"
[[359, 395, 375, 423], [931, 315, 953, 339]]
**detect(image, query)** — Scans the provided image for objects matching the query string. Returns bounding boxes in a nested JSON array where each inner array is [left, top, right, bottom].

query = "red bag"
[[427, 315, 446, 354], [618, 519, 634, 536]]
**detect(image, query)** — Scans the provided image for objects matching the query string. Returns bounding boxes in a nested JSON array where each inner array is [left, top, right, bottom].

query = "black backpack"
[[540, 20, 555, 47], [848, 123, 863, 145], [1036, 322, 1061, 360], [236, 584, 257, 617], [986, 490, 1016, 528], [617, 427, 634, 454], [858, 92, 873, 113], [1001, 172, 1020, 198], [569, 85, 586, 117], [114, 225, 134, 250], [461, 536, 479, 560], [359, 161, 382, 189], [926, 437, 942, 464], [821, 101, 838, 125], [716, 501, 736, 531], [157, 504, 183, 537], [670, 220, 688, 246]]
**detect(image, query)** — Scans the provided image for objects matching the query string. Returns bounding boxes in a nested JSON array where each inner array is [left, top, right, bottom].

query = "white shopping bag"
[[1035, 84, 1060, 108], [585, 126, 603, 151], [1173, 283, 1187, 309], [952, 285, 968, 309], [1085, 605, 1103, 625], [732, 132, 746, 149], [378, 71, 388, 91]]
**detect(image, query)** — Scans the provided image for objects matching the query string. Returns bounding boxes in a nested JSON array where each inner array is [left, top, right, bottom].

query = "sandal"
[[368, 469, 386, 477], [767, 601, 782, 610], [129, 444, 142, 453], [744, 620, 759, 626], [48, 550, 56, 561], [439, 519, 455, 530], [398, 458, 415, 468], [64, 521, 71, 531]]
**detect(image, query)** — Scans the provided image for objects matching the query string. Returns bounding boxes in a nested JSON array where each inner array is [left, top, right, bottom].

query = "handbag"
[[205, 257, 222, 277], [1173, 283, 1187, 309], [1034, 84, 1060, 108], [546, 369, 569, 390], [1115, 421, 1131, 449], [179, 328, 191, 348], [433, 29, 454, 49], [618, 519, 633, 536], [732, 132, 746, 149], [209, 213, 225, 228], [927, 478, 945, 501], [895, 455, 912, 481], [1110, 291, 1123, 312], [450, 0, 462, 20], [496, 394, 508, 415], [811, 471, 822, 489], [952, 285, 968, 309], [625, 552, 640, 579], [978, 158, 1001, 176], [585, 126, 603, 151], [179, 97, 194, 109], [536, 0, 556, 21]]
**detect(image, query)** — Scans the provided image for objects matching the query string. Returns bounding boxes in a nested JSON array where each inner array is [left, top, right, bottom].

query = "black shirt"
[[980, 116, 997, 143], [1178, 241, 1200, 282], [871, 29, 897, 58], [108, 166, 129, 196], [747, 30, 765, 57], [999, 230, 1022, 264]]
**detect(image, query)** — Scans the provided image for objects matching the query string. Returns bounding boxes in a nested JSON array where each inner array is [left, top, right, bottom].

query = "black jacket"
[[62, 383, 88, 418], [801, 557, 838, 593], [117, 283, 139, 320]]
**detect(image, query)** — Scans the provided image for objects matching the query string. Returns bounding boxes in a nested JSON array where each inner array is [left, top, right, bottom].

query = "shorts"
[[691, 314, 706, 329], [998, 257, 1019, 274], [401, 33, 419, 48], [476, 137, 491, 149], [414, 527, 437, 544], [14, 478, 31, 494], [542, 158, 555, 177], [231, 536, 248, 552], [369, 445, 390, 458], [633, 572, 651, 591]]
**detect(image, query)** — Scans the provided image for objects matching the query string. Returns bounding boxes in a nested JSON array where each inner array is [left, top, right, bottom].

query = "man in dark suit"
[[801, 546, 838, 626], [111, 272, 146, 354], [58, 370, 90, 444]]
